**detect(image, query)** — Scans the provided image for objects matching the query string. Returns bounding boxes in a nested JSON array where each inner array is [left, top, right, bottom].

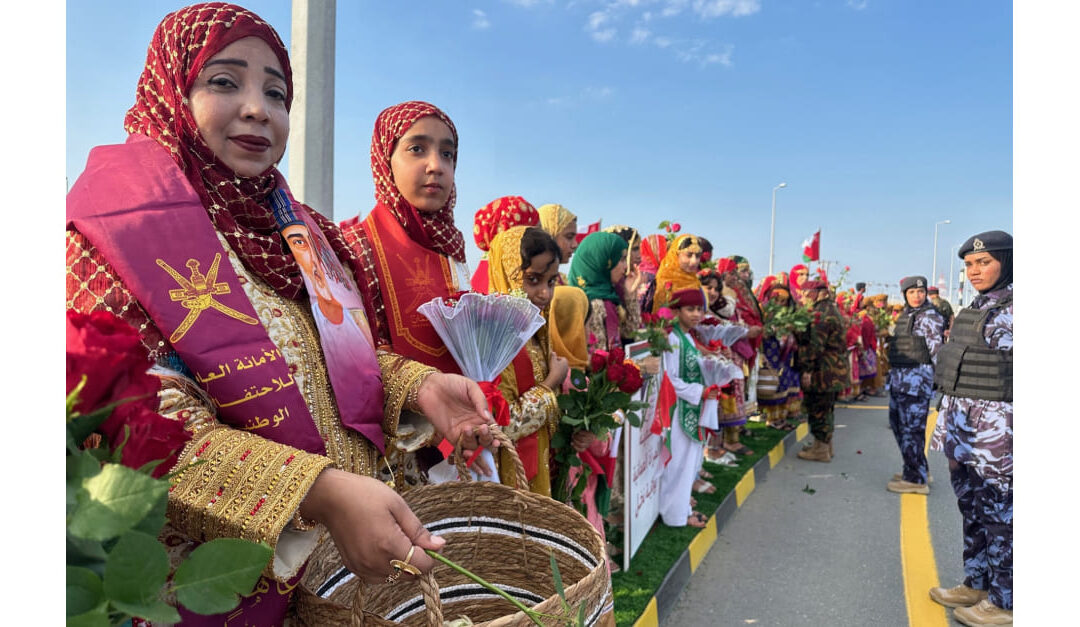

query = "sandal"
[[693, 479, 717, 494], [698, 469, 714, 480], [687, 512, 708, 528], [723, 442, 754, 456]]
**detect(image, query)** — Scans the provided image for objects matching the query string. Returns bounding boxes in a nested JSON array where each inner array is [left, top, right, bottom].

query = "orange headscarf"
[[653, 234, 703, 312]]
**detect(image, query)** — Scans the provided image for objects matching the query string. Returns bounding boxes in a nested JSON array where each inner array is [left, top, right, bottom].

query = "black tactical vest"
[[886, 307, 934, 367], [934, 294, 1012, 402]]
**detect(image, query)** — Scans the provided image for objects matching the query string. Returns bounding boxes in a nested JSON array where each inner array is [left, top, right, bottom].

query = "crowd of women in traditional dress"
[[65, 3, 1012, 624]]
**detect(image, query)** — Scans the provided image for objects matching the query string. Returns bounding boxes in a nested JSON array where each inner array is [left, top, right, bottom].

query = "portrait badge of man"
[[272, 191, 376, 350]]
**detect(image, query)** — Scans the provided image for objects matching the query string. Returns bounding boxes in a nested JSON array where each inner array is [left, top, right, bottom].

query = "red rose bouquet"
[[551, 347, 650, 509], [634, 308, 674, 357], [66, 311, 271, 624]]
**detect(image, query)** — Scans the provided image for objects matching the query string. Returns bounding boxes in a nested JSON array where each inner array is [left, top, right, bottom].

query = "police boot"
[[796, 439, 831, 462], [952, 600, 1012, 626], [929, 584, 988, 608]]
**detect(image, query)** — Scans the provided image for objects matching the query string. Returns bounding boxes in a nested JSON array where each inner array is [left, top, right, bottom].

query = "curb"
[[631, 422, 809, 627]]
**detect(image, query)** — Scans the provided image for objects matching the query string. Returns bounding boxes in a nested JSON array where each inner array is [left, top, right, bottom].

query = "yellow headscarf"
[[537, 203, 577, 238], [653, 234, 704, 312], [487, 225, 528, 296], [548, 286, 590, 369]]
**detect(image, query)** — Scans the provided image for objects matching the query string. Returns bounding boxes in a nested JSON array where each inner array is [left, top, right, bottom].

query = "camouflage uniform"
[[795, 298, 849, 443], [887, 304, 945, 483], [930, 284, 1013, 610]]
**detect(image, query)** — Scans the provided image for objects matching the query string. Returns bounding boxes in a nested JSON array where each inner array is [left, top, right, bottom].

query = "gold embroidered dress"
[[486, 226, 562, 496]]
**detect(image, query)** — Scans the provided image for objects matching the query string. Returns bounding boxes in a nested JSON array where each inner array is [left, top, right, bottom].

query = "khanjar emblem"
[[157, 254, 259, 343], [973, 238, 985, 251]]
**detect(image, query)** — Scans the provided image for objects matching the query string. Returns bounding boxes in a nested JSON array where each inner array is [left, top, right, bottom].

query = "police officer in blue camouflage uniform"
[[928, 230, 1013, 627], [885, 275, 945, 494]]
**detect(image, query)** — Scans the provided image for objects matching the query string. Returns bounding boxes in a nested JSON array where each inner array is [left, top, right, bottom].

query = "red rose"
[[606, 361, 627, 385], [618, 363, 643, 394], [590, 351, 608, 374], [108, 403, 191, 478], [641, 312, 654, 325], [672, 223, 681, 232], [66, 310, 159, 416], [608, 347, 625, 365], [701, 251, 711, 262]]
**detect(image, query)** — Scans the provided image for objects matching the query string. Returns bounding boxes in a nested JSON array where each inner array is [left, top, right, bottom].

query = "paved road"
[[665, 402, 967, 627]]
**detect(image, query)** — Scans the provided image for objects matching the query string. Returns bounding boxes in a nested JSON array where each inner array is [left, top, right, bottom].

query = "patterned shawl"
[[566, 232, 627, 303], [474, 196, 538, 253], [123, 2, 359, 301], [640, 233, 668, 276], [369, 101, 466, 263], [549, 286, 590, 370], [537, 203, 577, 238], [653, 234, 703, 312], [487, 225, 529, 296]]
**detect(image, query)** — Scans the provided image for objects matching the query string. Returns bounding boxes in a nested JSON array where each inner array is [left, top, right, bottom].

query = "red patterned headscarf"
[[123, 2, 360, 301], [370, 101, 466, 262], [473, 196, 538, 253]]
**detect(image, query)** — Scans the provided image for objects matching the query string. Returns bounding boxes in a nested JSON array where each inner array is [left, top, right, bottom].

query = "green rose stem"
[[424, 549, 562, 626]]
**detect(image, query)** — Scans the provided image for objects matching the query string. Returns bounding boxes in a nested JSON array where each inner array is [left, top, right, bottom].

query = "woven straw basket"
[[293, 430, 614, 626]]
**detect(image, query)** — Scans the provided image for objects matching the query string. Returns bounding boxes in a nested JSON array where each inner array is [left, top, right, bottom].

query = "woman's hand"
[[299, 469, 445, 584], [571, 429, 597, 453], [544, 352, 570, 390], [415, 373, 498, 467], [746, 325, 763, 339]]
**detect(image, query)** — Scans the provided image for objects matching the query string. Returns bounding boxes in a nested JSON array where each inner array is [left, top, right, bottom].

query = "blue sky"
[[66, 0, 1013, 302]]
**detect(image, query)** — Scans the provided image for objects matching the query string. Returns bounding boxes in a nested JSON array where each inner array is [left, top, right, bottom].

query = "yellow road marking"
[[795, 422, 809, 440], [768, 441, 785, 468], [901, 493, 948, 627], [735, 471, 755, 507], [925, 409, 938, 455], [688, 515, 717, 572], [896, 408, 946, 627], [633, 596, 659, 627]]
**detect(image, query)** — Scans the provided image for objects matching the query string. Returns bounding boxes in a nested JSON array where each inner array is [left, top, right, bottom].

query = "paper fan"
[[697, 354, 743, 389], [417, 292, 546, 382], [695, 320, 749, 348]]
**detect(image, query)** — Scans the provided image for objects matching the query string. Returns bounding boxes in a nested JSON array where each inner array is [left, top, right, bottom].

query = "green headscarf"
[[567, 232, 628, 303]]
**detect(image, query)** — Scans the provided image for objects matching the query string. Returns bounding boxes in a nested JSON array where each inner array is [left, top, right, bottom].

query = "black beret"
[[855, 282, 866, 291], [900, 275, 928, 293], [958, 230, 1012, 258]]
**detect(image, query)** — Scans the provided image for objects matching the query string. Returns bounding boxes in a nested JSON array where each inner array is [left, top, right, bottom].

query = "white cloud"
[[546, 86, 615, 107], [654, 36, 673, 48], [630, 27, 651, 44], [472, 9, 491, 30], [847, 0, 868, 9], [586, 10, 617, 42], [501, 0, 553, 7], [692, 0, 761, 18]]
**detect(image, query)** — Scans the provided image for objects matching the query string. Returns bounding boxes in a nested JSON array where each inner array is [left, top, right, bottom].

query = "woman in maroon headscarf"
[[66, 5, 495, 623]]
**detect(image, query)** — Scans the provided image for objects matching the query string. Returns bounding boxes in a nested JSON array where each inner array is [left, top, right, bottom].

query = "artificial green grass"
[[610, 421, 793, 626]]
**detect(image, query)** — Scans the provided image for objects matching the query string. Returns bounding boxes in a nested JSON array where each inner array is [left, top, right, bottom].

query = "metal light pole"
[[932, 219, 951, 286], [768, 182, 787, 276], [948, 243, 960, 303]]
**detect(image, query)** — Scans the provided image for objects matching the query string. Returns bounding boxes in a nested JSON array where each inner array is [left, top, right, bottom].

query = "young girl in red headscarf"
[[67, 6, 495, 623], [341, 101, 498, 487]]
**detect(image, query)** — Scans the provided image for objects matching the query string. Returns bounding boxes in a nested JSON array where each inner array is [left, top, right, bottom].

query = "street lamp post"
[[948, 243, 960, 303], [932, 219, 951, 286], [768, 182, 787, 277]]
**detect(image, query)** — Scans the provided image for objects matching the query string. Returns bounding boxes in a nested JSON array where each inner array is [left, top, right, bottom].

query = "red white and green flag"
[[802, 230, 820, 262]]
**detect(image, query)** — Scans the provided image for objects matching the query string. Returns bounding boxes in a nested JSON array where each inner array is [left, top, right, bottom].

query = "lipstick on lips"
[[231, 135, 271, 152]]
